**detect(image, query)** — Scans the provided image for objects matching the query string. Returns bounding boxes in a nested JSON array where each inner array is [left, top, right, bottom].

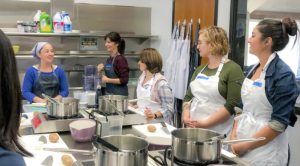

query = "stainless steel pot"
[[47, 98, 79, 117], [98, 95, 128, 114], [170, 128, 265, 165], [44, 135, 149, 166]]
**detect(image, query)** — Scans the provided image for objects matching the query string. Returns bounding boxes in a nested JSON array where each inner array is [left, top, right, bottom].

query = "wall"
[[246, 19, 300, 75], [74, 0, 173, 71], [217, 0, 231, 36]]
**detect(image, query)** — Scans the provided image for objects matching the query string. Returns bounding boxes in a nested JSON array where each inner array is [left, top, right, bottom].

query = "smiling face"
[[197, 34, 212, 57], [248, 26, 267, 56], [105, 38, 118, 53], [38, 44, 54, 63], [138, 60, 147, 72]]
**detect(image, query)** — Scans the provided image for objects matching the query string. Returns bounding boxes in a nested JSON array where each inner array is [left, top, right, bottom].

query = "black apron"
[[32, 64, 60, 98], [104, 53, 128, 96]]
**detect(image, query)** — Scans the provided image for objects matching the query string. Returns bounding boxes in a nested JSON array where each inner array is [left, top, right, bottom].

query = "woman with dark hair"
[[0, 30, 32, 165], [230, 18, 300, 166], [128, 48, 173, 124], [98, 32, 129, 96]]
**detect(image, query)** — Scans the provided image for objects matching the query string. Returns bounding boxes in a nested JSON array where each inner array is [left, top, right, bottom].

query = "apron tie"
[[235, 110, 256, 132]]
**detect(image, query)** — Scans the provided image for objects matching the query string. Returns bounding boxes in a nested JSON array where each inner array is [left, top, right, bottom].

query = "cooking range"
[[72, 150, 243, 166]]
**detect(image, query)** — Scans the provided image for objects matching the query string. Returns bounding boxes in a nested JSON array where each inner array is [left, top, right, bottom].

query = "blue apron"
[[104, 53, 128, 96], [32, 64, 60, 98]]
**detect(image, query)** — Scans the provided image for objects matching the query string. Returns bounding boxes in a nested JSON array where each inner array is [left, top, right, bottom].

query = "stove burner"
[[172, 157, 218, 166], [47, 113, 83, 120]]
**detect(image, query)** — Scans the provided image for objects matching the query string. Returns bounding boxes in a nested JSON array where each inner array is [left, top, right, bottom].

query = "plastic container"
[[17, 21, 24, 32], [61, 11, 66, 18], [40, 12, 53, 33], [107, 116, 124, 135], [53, 12, 64, 33], [63, 13, 72, 33], [34, 10, 42, 33]]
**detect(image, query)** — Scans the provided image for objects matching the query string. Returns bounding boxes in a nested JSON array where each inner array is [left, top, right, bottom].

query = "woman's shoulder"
[[25, 66, 37, 74], [115, 55, 127, 61], [0, 147, 26, 166], [224, 60, 244, 73]]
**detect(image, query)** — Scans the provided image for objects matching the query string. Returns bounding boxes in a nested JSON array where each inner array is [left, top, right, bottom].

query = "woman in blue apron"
[[97, 32, 129, 96], [22, 42, 69, 103], [128, 48, 174, 124], [230, 18, 299, 166], [0, 29, 32, 166]]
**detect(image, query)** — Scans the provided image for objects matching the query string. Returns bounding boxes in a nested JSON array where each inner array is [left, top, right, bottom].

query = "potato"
[[147, 125, 156, 132], [33, 111, 39, 117], [49, 133, 59, 143], [61, 155, 73, 166]]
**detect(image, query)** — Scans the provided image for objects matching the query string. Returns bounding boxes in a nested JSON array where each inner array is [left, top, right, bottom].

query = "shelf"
[[15, 51, 139, 63]]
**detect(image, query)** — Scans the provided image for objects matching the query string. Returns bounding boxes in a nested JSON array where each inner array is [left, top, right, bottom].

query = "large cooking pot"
[[98, 95, 128, 114], [44, 135, 149, 166], [47, 98, 79, 117], [167, 128, 265, 165]]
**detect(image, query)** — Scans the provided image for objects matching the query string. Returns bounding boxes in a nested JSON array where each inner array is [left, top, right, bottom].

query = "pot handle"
[[222, 137, 266, 145], [43, 148, 94, 155]]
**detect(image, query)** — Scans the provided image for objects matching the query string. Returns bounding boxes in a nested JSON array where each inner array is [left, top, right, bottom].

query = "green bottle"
[[39, 12, 53, 33]]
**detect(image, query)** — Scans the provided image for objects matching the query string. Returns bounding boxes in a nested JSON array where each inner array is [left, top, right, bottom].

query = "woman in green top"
[[182, 26, 244, 141]]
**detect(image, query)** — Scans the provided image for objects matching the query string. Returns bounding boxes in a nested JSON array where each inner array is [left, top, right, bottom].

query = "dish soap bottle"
[[40, 12, 53, 33]]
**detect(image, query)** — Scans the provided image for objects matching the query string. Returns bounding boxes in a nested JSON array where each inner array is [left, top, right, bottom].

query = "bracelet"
[[154, 113, 157, 119]]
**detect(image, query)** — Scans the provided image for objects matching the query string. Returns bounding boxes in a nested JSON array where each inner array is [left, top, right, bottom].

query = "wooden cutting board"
[[21, 134, 77, 166]]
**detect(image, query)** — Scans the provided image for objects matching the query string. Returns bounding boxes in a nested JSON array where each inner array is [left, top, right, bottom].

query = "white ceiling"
[[255, 0, 300, 13]]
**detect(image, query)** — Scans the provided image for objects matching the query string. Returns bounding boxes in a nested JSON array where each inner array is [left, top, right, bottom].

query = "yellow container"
[[13, 46, 19, 54]]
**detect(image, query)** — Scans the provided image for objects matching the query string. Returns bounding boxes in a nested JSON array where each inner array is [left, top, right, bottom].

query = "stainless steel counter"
[[19, 126, 254, 166]]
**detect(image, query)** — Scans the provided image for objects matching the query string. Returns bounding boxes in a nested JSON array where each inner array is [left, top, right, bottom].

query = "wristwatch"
[[154, 113, 157, 119]]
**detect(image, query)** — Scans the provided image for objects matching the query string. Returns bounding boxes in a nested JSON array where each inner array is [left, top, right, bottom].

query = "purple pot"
[[69, 119, 96, 142]]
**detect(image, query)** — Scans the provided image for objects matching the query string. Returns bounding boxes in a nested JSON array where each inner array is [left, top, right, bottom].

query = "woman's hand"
[[97, 63, 104, 73], [55, 95, 62, 98], [144, 107, 155, 118], [231, 143, 248, 156], [128, 103, 138, 109], [33, 97, 47, 103], [102, 75, 109, 83], [183, 118, 197, 128], [191, 120, 207, 128]]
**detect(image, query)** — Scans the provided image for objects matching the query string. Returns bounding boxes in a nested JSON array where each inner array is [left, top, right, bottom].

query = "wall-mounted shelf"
[[4, 30, 159, 44], [15, 51, 139, 63]]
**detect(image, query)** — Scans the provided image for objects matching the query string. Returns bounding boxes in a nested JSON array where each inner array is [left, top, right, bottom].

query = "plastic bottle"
[[53, 12, 64, 33], [34, 10, 42, 33], [61, 11, 66, 18], [40, 12, 53, 33], [63, 14, 72, 33]]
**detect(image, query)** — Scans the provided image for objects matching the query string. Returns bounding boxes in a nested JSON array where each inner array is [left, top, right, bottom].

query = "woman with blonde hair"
[[182, 26, 244, 141], [129, 48, 173, 124]]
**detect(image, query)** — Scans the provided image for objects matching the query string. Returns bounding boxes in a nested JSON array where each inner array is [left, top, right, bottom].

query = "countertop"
[[19, 126, 254, 166]]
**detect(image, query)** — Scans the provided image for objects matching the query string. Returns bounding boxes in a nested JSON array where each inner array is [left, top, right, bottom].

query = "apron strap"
[[179, 22, 186, 40], [187, 22, 192, 40], [140, 73, 156, 91], [215, 56, 226, 77], [111, 52, 119, 65], [38, 64, 56, 77]]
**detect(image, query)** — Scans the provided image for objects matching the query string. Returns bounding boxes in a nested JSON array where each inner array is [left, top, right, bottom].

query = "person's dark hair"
[[139, 48, 163, 73], [257, 18, 299, 52], [104, 32, 126, 55], [0, 30, 32, 157]]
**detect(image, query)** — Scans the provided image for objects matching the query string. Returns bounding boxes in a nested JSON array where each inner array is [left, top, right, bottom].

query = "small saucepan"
[[164, 128, 265, 165]]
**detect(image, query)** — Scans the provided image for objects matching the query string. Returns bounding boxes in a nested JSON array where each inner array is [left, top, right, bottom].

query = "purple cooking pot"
[[69, 119, 96, 142]]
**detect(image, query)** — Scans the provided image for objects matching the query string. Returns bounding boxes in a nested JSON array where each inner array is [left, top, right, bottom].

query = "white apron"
[[137, 74, 169, 123], [174, 22, 192, 99], [190, 57, 234, 138], [235, 53, 288, 166], [165, 22, 179, 93]]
